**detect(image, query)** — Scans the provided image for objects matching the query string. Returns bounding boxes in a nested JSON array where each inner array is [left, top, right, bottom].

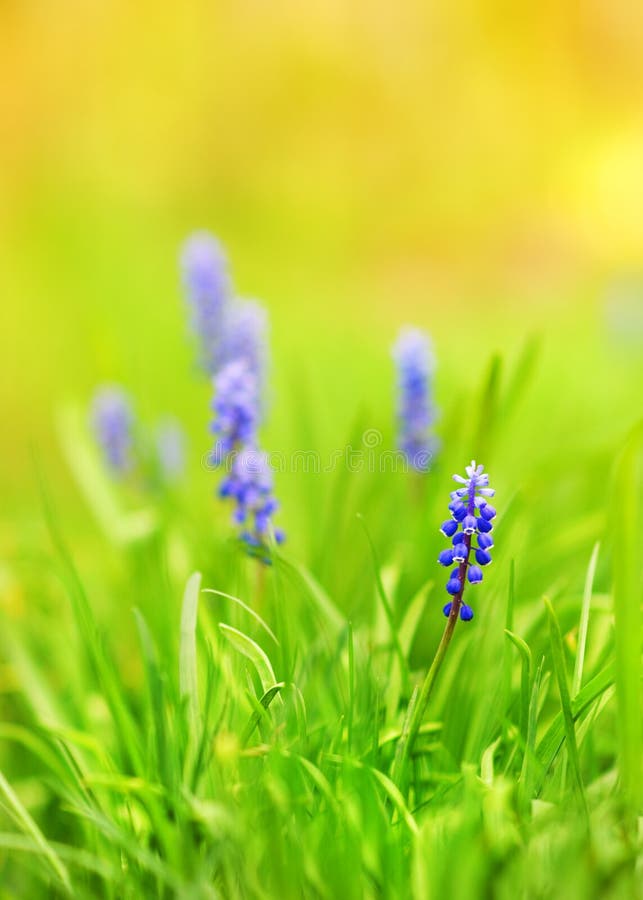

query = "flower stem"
[[392, 534, 471, 792]]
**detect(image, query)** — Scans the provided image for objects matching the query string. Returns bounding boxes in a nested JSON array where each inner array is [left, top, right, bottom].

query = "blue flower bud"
[[452, 543, 468, 563], [477, 517, 493, 533], [475, 548, 492, 566], [446, 576, 462, 595], [438, 548, 455, 567], [459, 604, 474, 621], [443, 601, 453, 617], [477, 532, 494, 550], [480, 504, 496, 521], [452, 532, 465, 545], [449, 502, 467, 521], [441, 519, 458, 537], [467, 565, 483, 584], [462, 515, 477, 534]]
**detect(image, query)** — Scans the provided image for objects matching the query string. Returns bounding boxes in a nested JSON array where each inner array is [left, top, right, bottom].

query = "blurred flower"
[[155, 418, 186, 484], [392, 326, 438, 471], [438, 460, 496, 620], [91, 386, 134, 476], [220, 300, 269, 402], [181, 231, 230, 374], [219, 447, 285, 557], [210, 360, 260, 462]]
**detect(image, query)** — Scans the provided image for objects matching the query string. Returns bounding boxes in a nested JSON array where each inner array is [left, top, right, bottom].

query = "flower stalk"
[[392, 460, 497, 790]]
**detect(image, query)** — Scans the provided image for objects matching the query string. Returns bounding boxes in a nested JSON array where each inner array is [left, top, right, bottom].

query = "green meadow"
[[1, 225, 641, 897]]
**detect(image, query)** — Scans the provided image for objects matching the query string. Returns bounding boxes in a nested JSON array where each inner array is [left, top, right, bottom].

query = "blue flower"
[[439, 460, 497, 620], [392, 327, 438, 472], [210, 360, 260, 461], [181, 231, 230, 374], [91, 387, 134, 476], [220, 300, 269, 399], [219, 448, 285, 556], [209, 350, 284, 558]]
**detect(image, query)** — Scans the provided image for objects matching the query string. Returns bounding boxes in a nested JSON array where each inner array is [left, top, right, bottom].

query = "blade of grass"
[[518, 656, 546, 811], [385, 580, 430, 725], [544, 598, 588, 816], [203, 587, 279, 647], [610, 421, 643, 821], [241, 683, 286, 746], [0, 768, 71, 893], [536, 663, 615, 776], [347, 621, 355, 755], [572, 543, 599, 697], [357, 514, 408, 691], [180, 572, 202, 737], [219, 623, 283, 705], [504, 629, 532, 742]]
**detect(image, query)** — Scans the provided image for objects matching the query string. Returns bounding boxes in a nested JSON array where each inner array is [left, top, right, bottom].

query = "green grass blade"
[[241, 683, 286, 746], [610, 421, 643, 820], [180, 572, 202, 737], [504, 628, 532, 741], [572, 542, 599, 697], [0, 767, 71, 893], [544, 598, 587, 814], [219, 623, 282, 703], [385, 580, 430, 725], [357, 514, 408, 689], [203, 587, 279, 646]]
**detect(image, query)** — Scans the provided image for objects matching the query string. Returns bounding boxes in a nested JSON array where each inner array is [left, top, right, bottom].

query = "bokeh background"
[[2, 0, 643, 529]]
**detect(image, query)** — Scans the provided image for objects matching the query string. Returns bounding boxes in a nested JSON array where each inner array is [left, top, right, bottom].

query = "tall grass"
[[0, 321, 641, 899]]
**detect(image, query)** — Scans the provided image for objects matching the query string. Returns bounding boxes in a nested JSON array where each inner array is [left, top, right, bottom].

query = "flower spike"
[[438, 460, 497, 621], [392, 327, 438, 472]]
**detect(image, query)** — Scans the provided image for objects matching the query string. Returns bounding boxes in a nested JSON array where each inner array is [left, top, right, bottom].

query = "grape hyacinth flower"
[[91, 387, 135, 476], [220, 300, 269, 405], [209, 361, 284, 556], [181, 231, 230, 374], [210, 360, 260, 463], [392, 459, 497, 789], [392, 326, 438, 472], [219, 448, 285, 557], [438, 460, 497, 621]]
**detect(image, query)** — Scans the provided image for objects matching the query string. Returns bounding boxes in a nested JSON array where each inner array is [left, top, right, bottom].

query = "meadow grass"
[[0, 309, 642, 899]]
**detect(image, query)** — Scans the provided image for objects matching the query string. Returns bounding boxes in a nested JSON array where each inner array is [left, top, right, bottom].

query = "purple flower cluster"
[[91, 386, 187, 488], [184, 232, 284, 554], [437, 460, 497, 621], [219, 448, 285, 557], [210, 360, 260, 462], [210, 359, 284, 553], [181, 232, 230, 374], [392, 327, 438, 471], [219, 301, 269, 397], [91, 387, 134, 476]]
